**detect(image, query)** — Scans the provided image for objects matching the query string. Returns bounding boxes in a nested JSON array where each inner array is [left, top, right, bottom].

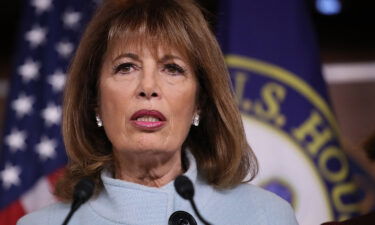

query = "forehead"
[[105, 34, 191, 63]]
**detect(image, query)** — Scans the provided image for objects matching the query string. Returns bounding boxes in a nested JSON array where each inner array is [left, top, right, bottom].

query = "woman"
[[18, 0, 298, 224]]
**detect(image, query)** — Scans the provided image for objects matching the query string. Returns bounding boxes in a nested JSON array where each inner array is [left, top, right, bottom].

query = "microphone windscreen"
[[73, 177, 95, 203], [168, 211, 197, 225], [174, 175, 194, 200]]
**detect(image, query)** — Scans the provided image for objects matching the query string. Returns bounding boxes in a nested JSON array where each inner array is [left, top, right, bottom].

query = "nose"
[[137, 68, 159, 99], [139, 91, 158, 98]]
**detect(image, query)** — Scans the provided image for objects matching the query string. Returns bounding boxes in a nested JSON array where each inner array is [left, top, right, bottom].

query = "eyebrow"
[[113, 53, 141, 62], [112, 53, 184, 63], [159, 54, 183, 63]]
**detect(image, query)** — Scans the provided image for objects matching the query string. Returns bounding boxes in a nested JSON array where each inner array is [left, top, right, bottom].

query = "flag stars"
[[36, 137, 57, 161], [31, 0, 52, 14], [5, 129, 27, 153], [41, 103, 62, 126], [25, 26, 47, 48], [48, 70, 66, 92], [12, 94, 34, 118], [18, 59, 40, 82], [0, 163, 21, 189], [63, 11, 82, 29], [56, 41, 74, 58]]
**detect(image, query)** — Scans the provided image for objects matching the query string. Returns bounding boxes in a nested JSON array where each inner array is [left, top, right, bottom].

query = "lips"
[[130, 109, 166, 130]]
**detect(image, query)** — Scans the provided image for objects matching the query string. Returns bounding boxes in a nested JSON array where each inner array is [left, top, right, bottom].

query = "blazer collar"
[[88, 151, 205, 225]]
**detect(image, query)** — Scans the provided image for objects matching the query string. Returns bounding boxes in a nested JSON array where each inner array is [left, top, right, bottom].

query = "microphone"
[[174, 175, 212, 225], [168, 211, 197, 225], [61, 177, 95, 225]]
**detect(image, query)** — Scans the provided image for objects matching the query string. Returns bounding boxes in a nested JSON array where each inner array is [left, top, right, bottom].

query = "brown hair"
[[364, 130, 375, 161], [56, 0, 258, 201]]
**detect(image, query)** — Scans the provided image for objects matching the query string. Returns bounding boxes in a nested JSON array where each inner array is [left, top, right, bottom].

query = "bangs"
[[106, 0, 194, 63]]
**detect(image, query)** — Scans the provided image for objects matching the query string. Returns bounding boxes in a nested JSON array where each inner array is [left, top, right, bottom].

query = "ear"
[[94, 106, 101, 117], [94, 107, 103, 127], [194, 106, 201, 116]]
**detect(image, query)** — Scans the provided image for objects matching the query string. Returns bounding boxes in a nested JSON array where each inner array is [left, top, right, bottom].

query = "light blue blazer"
[[18, 154, 299, 225]]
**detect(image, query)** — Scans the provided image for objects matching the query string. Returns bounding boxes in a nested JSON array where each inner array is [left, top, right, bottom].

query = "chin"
[[135, 144, 179, 154], [133, 134, 180, 151]]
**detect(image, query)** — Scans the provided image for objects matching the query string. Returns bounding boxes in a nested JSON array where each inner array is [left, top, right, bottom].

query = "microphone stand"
[[61, 177, 95, 225], [61, 198, 84, 225], [174, 175, 213, 225], [188, 199, 211, 225]]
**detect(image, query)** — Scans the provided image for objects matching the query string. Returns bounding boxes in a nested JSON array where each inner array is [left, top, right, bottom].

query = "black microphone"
[[174, 175, 212, 225], [169, 211, 197, 225], [61, 177, 95, 225]]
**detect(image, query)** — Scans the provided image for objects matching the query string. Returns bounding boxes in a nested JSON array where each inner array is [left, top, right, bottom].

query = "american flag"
[[0, 1, 97, 224]]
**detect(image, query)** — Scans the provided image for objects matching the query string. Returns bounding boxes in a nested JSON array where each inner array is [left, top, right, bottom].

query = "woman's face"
[[98, 42, 198, 156]]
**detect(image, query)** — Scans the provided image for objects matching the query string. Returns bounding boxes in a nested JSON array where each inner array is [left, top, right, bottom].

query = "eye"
[[163, 63, 186, 76], [113, 62, 138, 74]]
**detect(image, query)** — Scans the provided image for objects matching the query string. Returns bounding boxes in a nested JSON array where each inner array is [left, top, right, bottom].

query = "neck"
[[113, 150, 183, 187]]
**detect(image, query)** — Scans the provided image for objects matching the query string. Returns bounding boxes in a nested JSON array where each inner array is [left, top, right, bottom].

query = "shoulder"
[[225, 182, 291, 208], [200, 182, 299, 225], [17, 202, 70, 225]]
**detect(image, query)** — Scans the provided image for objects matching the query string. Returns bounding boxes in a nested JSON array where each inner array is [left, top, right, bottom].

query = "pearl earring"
[[192, 113, 200, 126], [96, 115, 103, 127]]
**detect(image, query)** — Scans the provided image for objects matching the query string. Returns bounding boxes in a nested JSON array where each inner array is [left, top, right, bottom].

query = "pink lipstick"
[[130, 109, 166, 130]]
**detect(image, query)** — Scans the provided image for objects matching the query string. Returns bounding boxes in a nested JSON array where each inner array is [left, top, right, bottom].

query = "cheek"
[[173, 93, 195, 118], [100, 84, 121, 117], [99, 80, 133, 138], [168, 84, 197, 133]]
